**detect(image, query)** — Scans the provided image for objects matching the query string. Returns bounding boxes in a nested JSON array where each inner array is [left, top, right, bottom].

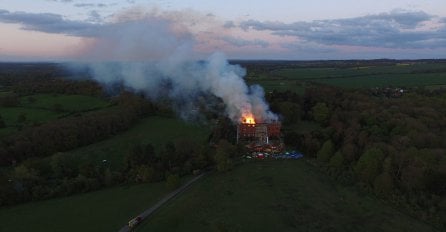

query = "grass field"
[[0, 107, 61, 126], [137, 160, 438, 232], [247, 79, 306, 93], [309, 72, 446, 88], [53, 116, 210, 170], [0, 181, 171, 232], [271, 63, 446, 80], [20, 94, 110, 112], [250, 63, 446, 90], [0, 93, 111, 137]]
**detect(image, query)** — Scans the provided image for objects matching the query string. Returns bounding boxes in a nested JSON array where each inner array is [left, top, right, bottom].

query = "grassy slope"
[[0, 182, 170, 232], [55, 116, 210, 170], [137, 160, 437, 232]]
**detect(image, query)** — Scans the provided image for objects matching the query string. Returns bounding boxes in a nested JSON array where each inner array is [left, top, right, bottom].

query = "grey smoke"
[[79, 14, 277, 123]]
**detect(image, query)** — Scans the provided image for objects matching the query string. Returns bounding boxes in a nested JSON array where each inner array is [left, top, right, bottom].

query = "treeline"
[[272, 86, 446, 229], [0, 63, 102, 97], [0, 136, 240, 206], [0, 92, 155, 166], [12, 78, 103, 97]]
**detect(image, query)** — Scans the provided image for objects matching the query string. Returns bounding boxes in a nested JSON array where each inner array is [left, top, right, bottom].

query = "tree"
[[135, 165, 155, 183], [329, 151, 344, 170], [50, 153, 78, 179], [400, 147, 434, 191], [125, 143, 156, 169], [354, 147, 385, 184], [342, 142, 358, 163], [373, 172, 395, 196], [12, 165, 39, 182], [312, 102, 330, 124], [278, 101, 301, 125], [214, 145, 233, 172], [317, 140, 335, 163]]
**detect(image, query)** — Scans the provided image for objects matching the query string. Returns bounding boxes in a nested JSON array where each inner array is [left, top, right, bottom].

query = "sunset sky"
[[0, 0, 445, 61]]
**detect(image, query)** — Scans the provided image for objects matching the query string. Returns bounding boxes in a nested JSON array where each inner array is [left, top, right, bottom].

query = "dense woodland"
[[269, 86, 446, 228]]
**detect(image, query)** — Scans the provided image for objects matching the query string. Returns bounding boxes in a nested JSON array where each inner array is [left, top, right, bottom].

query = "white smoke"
[[76, 10, 277, 123]]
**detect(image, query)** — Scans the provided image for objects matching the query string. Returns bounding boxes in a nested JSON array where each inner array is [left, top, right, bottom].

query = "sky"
[[0, 0, 445, 61]]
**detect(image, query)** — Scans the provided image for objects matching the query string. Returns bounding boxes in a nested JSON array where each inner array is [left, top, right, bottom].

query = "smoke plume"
[[77, 9, 277, 123]]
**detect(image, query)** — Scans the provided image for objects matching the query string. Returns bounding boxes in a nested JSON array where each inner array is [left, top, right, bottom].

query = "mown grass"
[[137, 160, 438, 232], [54, 116, 210, 171], [0, 181, 170, 232]]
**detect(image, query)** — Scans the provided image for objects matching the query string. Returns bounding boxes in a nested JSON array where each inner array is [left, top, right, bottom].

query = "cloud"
[[0, 9, 100, 36], [47, 0, 73, 2], [223, 21, 235, 28], [240, 10, 445, 49], [87, 10, 102, 23], [221, 36, 269, 48], [1, 7, 444, 60], [74, 3, 112, 8]]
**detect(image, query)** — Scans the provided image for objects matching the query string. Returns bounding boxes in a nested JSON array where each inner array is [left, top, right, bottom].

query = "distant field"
[[20, 94, 110, 112], [314, 72, 446, 88], [0, 181, 170, 232], [0, 107, 61, 126], [137, 160, 438, 232], [0, 94, 110, 137], [249, 63, 446, 90], [52, 116, 210, 170], [247, 79, 306, 93]]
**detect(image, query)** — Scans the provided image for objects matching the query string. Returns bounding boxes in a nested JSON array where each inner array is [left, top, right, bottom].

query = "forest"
[[269, 85, 446, 228]]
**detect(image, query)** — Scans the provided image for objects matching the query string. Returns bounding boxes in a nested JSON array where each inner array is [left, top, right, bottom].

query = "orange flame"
[[241, 114, 256, 124]]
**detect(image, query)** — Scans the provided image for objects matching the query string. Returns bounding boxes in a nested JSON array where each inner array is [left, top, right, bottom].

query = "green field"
[[0, 181, 171, 232], [137, 160, 438, 232], [52, 116, 210, 170], [250, 63, 446, 90], [0, 107, 61, 126], [20, 94, 110, 112], [247, 79, 306, 93], [0, 93, 111, 137]]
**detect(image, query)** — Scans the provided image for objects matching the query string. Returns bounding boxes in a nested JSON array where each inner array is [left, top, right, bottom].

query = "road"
[[118, 173, 205, 232]]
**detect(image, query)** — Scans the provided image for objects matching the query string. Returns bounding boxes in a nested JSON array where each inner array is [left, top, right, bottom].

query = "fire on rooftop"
[[236, 113, 281, 145]]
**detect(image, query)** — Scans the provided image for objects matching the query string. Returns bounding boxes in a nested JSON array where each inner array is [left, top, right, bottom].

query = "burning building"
[[236, 114, 281, 145]]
